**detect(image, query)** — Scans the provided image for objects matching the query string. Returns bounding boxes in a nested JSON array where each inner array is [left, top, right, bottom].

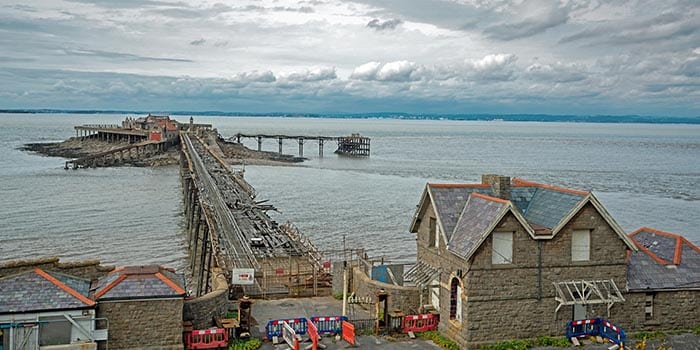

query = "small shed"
[[92, 265, 186, 350], [0, 268, 101, 350]]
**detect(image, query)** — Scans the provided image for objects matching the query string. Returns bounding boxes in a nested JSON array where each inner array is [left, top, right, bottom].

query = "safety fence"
[[565, 318, 626, 346], [342, 321, 356, 346], [265, 313, 438, 340], [184, 328, 229, 349], [402, 314, 438, 333]]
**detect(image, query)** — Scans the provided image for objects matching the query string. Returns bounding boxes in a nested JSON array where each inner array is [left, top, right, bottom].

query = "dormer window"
[[429, 217, 437, 248], [572, 229, 591, 261]]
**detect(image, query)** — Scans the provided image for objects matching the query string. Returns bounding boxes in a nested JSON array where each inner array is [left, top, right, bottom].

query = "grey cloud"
[[271, 6, 315, 13], [286, 68, 337, 82], [483, 3, 570, 40], [367, 18, 402, 31], [231, 70, 277, 85], [560, 9, 700, 46], [190, 38, 206, 46], [525, 62, 586, 83], [62, 0, 187, 9], [63, 49, 193, 63], [678, 58, 700, 77]]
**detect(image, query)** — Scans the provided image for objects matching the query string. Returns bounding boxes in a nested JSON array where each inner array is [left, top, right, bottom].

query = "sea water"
[[0, 114, 698, 267]]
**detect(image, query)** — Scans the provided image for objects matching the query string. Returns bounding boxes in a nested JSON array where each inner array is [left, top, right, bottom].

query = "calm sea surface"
[[1, 114, 698, 267]]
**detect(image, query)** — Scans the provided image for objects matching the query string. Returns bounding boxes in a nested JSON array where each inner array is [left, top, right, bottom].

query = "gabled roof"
[[410, 177, 637, 262], [92, 265, 186, 301], [409, 183, 491, 240], [449, 193, 533, 260], [627, 227, 700, 291], [0, 268, 95, 314]]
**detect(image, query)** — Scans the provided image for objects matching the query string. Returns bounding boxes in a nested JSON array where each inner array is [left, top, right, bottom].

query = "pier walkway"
[[180, 131, 325, 298]]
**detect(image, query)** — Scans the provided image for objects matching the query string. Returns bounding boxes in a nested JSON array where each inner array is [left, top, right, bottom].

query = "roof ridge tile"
[[34, 268, 95, 306]]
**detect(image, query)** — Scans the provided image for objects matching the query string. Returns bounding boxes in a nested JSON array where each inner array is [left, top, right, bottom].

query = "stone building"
[[407, 175, 697, 348], [92, 265, 187, 350], [0, 268, 101, 350], [620, 227, 700, 330]]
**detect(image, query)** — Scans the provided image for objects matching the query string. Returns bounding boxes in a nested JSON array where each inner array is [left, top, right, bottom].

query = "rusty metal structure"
[[229, 133, 370, 157]]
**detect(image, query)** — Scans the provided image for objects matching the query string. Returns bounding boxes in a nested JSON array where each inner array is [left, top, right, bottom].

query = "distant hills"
[[1, 109, 698, 124]]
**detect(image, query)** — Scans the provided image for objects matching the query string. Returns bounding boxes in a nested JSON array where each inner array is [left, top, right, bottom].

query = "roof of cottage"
[[411, 176, 636, 261], [627, 227, 700, 291], [92, 265, 186, 301], [0, 268, 94, 314], [448, 193, 509, 259]]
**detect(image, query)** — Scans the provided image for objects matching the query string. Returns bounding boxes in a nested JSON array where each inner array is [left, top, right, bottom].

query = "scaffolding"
[[553, 279, 625, 317]]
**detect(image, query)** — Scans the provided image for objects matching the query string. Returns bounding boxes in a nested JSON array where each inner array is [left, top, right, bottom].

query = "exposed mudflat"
[[21, 136, 305, 168]]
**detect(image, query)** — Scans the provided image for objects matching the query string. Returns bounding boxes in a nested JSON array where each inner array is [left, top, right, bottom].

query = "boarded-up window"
[[39, 316, 71, 346], [492, 231, 513, 264], [572, 229, 591, 261], [449, 277, 459, 320], [429, 217, 436, 248], [430, 279, 440, 309], [645, 293, 654, 320]]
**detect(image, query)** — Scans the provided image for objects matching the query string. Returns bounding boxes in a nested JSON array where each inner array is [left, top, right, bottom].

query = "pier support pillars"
[[278, 137, 283, 154], [238, 134, 242, 144], [319, 139, 324, 157], [298, 138, 304, 157], [257, 136, 262, 151]]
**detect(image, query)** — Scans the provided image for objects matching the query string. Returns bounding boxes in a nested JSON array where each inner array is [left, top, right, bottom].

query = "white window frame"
[[492, 231, 513, 264], [430, 279, 440, 309], [572, 229, 591, 261], [456, 284, 463, 322], [434, 225, 440, 248]]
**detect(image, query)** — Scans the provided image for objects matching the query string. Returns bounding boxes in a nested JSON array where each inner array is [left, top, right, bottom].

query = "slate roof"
[[627, 227, 700, 291], [449, 193, 508, 259], [92, 265, 186, 300], [0, 268, 94, 314], [427, 184, 491, 240], [510, 178, 587, 230], [413, 176, 636, 261]]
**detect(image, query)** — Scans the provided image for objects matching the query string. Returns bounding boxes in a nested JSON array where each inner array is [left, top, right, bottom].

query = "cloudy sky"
[[1, 0, 699, 116]]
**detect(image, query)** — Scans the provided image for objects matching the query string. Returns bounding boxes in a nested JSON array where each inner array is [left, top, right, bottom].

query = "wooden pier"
[[230, 133, 370, 157], [180, 131, 327, 298]]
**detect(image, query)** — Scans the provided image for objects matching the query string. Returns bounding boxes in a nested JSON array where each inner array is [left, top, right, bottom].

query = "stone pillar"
[[298, 138, 304, 157], [257, 136, 262, 151], [319, 139, 324, 157], [278, 138, 283, 154]]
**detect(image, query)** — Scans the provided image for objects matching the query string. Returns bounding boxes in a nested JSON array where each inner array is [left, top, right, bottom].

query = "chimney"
[[482, 174, 511, 200]]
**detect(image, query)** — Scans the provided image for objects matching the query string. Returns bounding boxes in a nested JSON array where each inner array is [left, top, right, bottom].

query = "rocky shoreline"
[[21, 136, 304, 168]]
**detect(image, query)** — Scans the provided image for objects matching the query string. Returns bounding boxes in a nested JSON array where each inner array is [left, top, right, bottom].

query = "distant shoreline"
[[1, 109, 699, 125]]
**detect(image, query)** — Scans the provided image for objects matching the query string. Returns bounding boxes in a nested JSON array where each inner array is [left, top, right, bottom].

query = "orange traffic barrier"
[[341, 321, 355, 346]]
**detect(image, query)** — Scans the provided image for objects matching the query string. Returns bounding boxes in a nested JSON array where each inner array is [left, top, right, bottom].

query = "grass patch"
[[693, 325, 700, 335], [226, 310, 238, 319], [633, 331, 667, 341], [418, 331, 461, 350], [534, 336, 571, 347], [480, 339, 534, 350], [332, 293, 344, 300], [229, 338, 261, 350]]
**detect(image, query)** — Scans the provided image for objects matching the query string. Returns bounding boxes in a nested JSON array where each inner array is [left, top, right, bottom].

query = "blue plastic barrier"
[[566, 318, 600, 339], [310, 316, 348, 335], [265, 318, 308, 339], [600, 320, 626, 345]]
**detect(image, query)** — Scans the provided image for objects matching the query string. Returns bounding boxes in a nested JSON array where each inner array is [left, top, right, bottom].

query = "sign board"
[[232, 268, 255, 285]]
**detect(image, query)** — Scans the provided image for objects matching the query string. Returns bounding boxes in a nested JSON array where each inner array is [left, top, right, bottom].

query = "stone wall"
[[617, 290, 700, 332], [183, 269, 229, 329], [97, 298, 184, 350], [0, 257, 114, 280], [415, 199, 640, 349], [350, 266, 421, 314]]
